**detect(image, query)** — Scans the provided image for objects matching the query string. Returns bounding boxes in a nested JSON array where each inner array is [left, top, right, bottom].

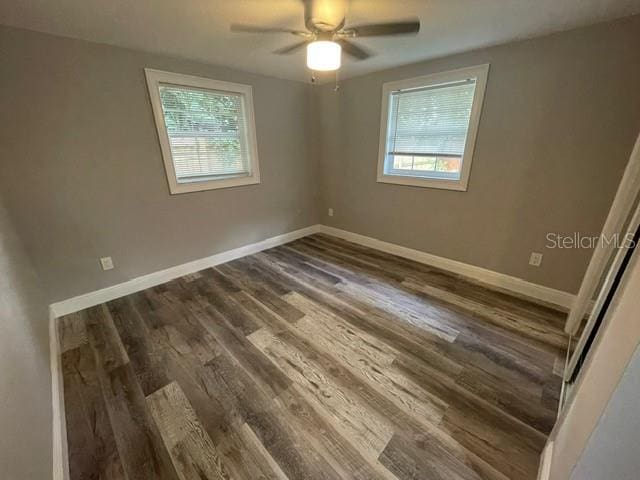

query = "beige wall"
[[316, 15, 640, 293], [0, 26, 319, 303], [0, 198, 52, 479]]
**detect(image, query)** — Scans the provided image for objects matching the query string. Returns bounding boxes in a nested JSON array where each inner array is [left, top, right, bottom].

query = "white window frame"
[[145, 69, 261, 194], [376, 64, 489, 191]]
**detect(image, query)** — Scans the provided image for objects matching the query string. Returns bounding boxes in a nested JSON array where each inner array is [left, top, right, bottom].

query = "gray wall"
[[2, 17, 640, 303], [1, 15, 638, 480], [0, 26, 319, 303], [0, 198, 52, 479], [570, 343, 640, 480], [316, 15, 640, 293]]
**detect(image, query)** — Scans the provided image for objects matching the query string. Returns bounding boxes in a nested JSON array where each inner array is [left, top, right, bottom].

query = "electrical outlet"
[[328, 208, 334, 217], [100, 256, 114, 271], [529, 252, 543, 267]]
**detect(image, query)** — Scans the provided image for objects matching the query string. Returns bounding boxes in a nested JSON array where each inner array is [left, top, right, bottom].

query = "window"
[[145, 69, 260, 194], [377, 64, 489, 191]]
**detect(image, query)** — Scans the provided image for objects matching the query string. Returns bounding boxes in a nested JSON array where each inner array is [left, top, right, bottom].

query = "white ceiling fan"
[[230, 0, 420, 72]]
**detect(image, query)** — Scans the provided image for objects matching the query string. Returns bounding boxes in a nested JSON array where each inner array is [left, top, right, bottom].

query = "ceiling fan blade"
[[230, 23, 310, 37], [336, 39, 371, 60], [273, 41, 309, 55], [344, 20, 420, 37]]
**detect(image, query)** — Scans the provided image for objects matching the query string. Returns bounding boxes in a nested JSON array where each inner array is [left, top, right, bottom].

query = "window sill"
[[168, 174, 260, 194], [376, 174, 468, 191]]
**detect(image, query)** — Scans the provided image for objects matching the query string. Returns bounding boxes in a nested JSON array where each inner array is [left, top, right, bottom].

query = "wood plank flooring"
[[58, 233, 568, 480]]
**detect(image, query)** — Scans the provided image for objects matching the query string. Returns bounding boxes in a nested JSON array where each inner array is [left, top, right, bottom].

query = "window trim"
[[376, 64, 489, 191], [145, 69, 261, 194]]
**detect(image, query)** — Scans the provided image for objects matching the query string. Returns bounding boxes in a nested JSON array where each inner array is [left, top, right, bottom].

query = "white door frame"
[[539, 246, 640, 479], [565, 133, 640, 335], [564, 201, 640, 381]]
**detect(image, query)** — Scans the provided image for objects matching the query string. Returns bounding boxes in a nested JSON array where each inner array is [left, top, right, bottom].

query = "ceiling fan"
[[230, 0, 420, 72]]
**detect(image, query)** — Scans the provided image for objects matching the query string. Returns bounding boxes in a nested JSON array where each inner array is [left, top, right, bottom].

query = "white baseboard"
[[49, 224, 322, 318], [537, 441, 554, 480], [50, 310, 69, 480], [317, 225, 576, 310], [49, 223, 576, 319]]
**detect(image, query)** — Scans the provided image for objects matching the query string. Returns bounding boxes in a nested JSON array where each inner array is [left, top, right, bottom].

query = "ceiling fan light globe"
[[306, 41, 341, 71]]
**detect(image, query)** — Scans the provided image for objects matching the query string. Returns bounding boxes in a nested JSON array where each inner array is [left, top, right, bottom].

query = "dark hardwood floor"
[[58, 233, 568, 480]]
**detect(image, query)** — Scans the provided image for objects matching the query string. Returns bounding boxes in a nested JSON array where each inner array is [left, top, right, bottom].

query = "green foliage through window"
[[158, 84, 249, 181]]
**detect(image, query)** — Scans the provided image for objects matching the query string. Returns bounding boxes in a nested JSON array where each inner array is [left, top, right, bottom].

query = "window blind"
[[386, 79, 477, 159], [158, 84, 251, 183]]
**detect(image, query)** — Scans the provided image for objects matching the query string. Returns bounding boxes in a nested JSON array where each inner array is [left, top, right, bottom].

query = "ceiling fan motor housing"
[[304, 0, 347, 32]]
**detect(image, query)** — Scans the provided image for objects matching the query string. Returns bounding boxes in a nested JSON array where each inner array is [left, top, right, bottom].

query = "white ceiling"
[[1, 0, 639, 82]]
